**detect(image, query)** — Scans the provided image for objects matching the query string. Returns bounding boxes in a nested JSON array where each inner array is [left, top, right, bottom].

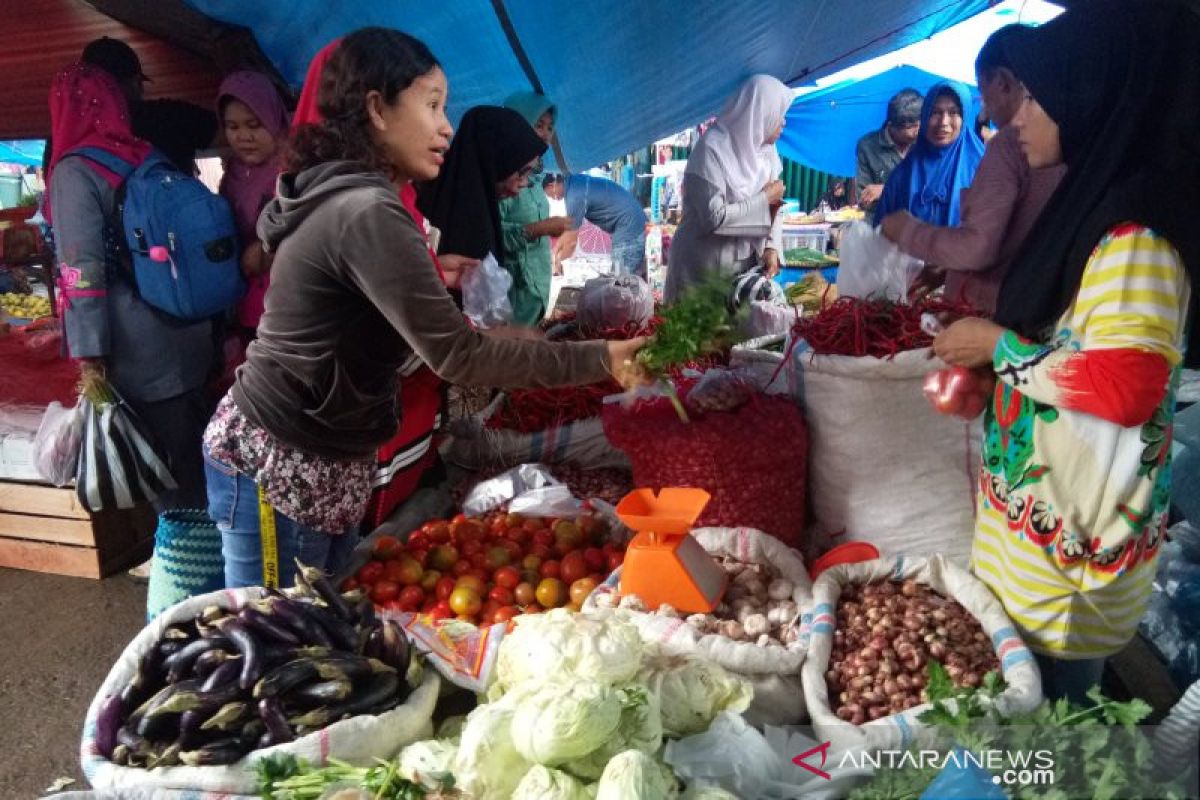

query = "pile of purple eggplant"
[[95, 563, 414, 769]]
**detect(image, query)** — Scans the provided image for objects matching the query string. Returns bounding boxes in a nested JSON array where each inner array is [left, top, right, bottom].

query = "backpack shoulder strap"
[[67, 147, 137, 181]]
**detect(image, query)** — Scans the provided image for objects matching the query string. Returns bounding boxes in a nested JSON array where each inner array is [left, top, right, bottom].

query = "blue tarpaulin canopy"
[[0, 140, 45, 168], [777, 65, 982, 178], [182, 0, 989, 170]]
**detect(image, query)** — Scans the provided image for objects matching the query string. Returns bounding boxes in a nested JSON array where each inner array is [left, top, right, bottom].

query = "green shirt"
[[499, 179, 552, 325]]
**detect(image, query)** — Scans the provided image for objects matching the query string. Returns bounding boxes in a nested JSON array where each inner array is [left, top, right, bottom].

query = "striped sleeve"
[[992, 226, 1185, 427]]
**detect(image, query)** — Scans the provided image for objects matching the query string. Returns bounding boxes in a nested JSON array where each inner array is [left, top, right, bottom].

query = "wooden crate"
[[0, 480, 156, 578]]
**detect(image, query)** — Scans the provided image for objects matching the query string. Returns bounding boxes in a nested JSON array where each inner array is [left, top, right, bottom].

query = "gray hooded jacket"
[[231, 161, 609, 459]]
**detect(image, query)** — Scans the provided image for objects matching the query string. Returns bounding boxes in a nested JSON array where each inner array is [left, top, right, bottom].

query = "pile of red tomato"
[[341, 510, 626, 626]]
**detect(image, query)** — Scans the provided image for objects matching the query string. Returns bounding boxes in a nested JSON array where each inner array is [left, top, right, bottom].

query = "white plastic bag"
[[461, 252, 513, 329], [836, 221, 923, 301], [33, 400, 83, 486], [576, 274, 654, 334], [801, 555, 1042, 754]]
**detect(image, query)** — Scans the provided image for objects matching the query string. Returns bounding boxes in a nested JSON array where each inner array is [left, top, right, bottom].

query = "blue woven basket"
[[146, 509, 225, 621]]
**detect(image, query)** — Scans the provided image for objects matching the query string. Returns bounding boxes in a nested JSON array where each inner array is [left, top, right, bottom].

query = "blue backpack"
[[70, 147, 245, 320]]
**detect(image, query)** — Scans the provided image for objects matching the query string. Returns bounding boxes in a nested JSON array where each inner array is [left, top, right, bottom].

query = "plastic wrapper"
[[32, 400, 82, 486], [836, 221, 923, 301], [575, 274, 654, 335], [685, 368, 755, 414], [1140, 532, 1200, 687], [461, 463, 569, 517], [462, 252, 513, 328]]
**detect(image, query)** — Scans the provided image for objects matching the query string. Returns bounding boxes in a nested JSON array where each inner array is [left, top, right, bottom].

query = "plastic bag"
[[76, 385, 177, 511], [836, 221, 923, 301], [461, 463, 564, 517], [32, 400, 83, 486], [462, 252, 513, 328], [741, 300, 795, 340], [576, 274, 654, 334], [686, 368, 754, 414]]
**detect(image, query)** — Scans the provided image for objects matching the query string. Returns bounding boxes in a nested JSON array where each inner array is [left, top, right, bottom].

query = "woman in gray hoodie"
[[202, 28, 644, 589]]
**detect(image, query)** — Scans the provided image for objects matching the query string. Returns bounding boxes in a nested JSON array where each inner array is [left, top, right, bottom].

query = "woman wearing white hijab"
[[665, 74, 793, 301]]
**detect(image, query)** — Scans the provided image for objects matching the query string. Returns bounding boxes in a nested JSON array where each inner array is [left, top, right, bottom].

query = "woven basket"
[[146, 509, 224, 621]]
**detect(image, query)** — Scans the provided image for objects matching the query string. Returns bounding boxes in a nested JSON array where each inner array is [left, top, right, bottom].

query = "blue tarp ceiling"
[[778, 65, 982, 178], [0, 140, 45, 167], [182, 0, 989, 170]]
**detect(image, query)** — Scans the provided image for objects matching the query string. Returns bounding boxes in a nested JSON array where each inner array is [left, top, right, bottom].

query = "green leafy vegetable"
[[636, 278, 737, 377], [256, 755, 455, 800]]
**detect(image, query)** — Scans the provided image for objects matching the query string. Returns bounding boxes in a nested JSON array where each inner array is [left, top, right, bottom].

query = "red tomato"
[[468, 567, 491, 583], [560, 552, 589, 585], [429, 601, 454, 621], [514, 581, 536, 605], [451, 560, 473, 577], [421, 599, 437, 614], [540, 560, 562, 579], [461, 539, 484, 557], [583, 547, 607, 572], [485, 545, 511, 570], [370, 580, 400, 604], [455, 574, 486, 594], [570, 577, 598, 606], [448, 586, 482, 617], [396, 558, 424, 585], [371, 535, 403, 560], [469, 552, 490, 570], [420, 569, 442, 592], [382, 559, 407, 584], [407, 548, 429, 569], [493, 566, 521, 590], [481, 599, 500, 621], [505, 512, 524, 528], [422, 520, 451, 543], [579, 513, 607, 542], [500, 539, 523, 561], [435, 576, 458, 601], [428, 545, 459, 572], [607, 551, 624, 571], [382, 598, 406, 613], [588, 573, 607, 585], [956, 392, 988, 420], [553, 520, 584, 549], [505, 525, 530, 545], [406, 532, 430, 551], [523, 603, 543, 614], [522, 518, 544, 533], [532, 529, 555, 548], [399, 585, 425, 609], [489, 585, 514, 605], [340, 577, 360, 592], [489, 515, 508, 536], [493, 605, 520, 624], [451, 512, 468, 525], [521, 554, 543, 572], [357, 561, 384, 586], [528, 543, 552, 561], [450, 518, 486, 544]]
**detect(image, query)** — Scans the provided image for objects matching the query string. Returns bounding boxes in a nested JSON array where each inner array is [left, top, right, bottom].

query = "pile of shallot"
[[826, 579, 1000, 725]]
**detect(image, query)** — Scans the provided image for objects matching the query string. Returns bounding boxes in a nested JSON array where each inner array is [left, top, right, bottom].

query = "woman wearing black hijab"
[[931, 0, 1199, 703], [417, 105, 546, 260]]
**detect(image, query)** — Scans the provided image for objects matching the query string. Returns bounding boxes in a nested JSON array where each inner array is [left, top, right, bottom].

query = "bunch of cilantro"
[[850, 662, 1192, 800]]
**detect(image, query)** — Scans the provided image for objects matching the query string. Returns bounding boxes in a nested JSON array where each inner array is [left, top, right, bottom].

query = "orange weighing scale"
[[615, 487, 728, 613]]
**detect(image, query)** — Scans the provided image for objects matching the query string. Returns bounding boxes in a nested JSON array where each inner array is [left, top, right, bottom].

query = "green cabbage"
[[564, 684, 664, 780], [397, 739, 458, 789], [511, 680, 623, 766], [493, 609, 643, 696], [452, 700, 531, 799], [512, 765, 596, 800], [637, 651, 754, 737], [595, 750, 678, 800]]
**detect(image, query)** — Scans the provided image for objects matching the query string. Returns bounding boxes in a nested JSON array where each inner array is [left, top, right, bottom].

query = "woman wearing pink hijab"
[[217, 70, 290, 333]]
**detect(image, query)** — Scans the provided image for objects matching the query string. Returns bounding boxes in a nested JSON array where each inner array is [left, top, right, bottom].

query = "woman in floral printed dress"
[[932, 0, 1199, 702]]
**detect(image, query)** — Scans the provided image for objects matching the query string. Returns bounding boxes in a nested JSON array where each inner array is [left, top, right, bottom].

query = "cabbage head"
[[512, 765, 595, 800], [493, 609, 642, 696], [564, 684, 664, 780], [452, 701, 531, 799], [595, 750, 677, 800], [638, 651, 753, 737], [511, 679, 623, 766]]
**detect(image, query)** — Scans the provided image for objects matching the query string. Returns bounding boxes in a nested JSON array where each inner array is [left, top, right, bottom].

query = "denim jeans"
[[203, 449, 358, 589], [1035, 653, 1107, 705]]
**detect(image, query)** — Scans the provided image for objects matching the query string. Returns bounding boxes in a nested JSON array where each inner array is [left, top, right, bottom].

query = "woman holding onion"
[[933, 0, 1199, 703]]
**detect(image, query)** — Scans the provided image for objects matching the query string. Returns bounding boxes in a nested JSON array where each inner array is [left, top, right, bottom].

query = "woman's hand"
[[761, 248, 781, 277], [240, 243, 270, 279], [860, 184, 884, 206], [606, 336, 651, 389], [527, 216, 573, 240], [880, 210, 915, 243], [437, 254, 480, 289], [907, 263, 946, 303], [764, 180, 785, 207], [932, 317, 1006, 368]]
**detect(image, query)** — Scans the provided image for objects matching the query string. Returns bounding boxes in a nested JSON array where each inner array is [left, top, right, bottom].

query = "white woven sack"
[[582, 527, 814, 726], [81, 587, 440, 794], [443, 392, 630, 471], [802, 555, 1042, 753], [786, 341, 981, 563]]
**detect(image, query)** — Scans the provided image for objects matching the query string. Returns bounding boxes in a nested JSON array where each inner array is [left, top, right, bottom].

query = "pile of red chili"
[[487, 314, 725, 432], [792, 296, 980, 359]]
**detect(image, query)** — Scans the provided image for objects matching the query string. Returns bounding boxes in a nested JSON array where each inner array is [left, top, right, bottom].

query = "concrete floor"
[[0, 567, 146, 799]]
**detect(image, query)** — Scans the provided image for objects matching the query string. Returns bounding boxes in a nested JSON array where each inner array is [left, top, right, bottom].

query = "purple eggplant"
[[254, 655, 373, 699], [179, 737, 246, 766], [295, 561, 355, 622], [200, 701, 251, 732], [200, 658, 242, 692], [165, 636, 233, 683], [239, 606, 301, 645], [257, 697, 295, 745], [192, 648, 237, 680], [95, 693, 123, 760], [266, 597, 333, 648], [214, 618, 267, 691], [284, 677, 354, 707], [288, 670, 401, 728]]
